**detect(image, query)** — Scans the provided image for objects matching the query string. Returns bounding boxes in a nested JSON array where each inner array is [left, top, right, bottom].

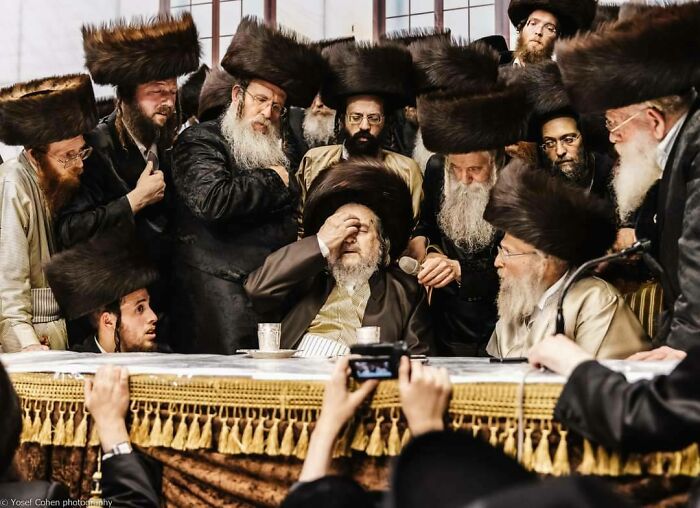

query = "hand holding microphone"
[[400, 253, 461, 288]]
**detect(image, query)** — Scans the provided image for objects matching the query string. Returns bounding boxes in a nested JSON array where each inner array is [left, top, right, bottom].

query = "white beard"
[[330, 248, 381, 289], [412, 129, 435, 174], [437, 168, 496, 253], [497, 257, 548, 326], [302, 109, 336, 147], [612, 130, 662, 223], [220, 104, 289, 170]]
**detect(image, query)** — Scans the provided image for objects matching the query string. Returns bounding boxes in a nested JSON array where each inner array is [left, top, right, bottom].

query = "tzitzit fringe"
[[10, 373, 699, 477]]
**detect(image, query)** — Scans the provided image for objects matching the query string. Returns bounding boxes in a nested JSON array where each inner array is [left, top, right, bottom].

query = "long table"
[[3, 352, 693, 506]]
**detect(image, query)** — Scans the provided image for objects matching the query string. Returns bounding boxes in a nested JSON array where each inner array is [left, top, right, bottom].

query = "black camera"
[[348, 341, 409, 380]]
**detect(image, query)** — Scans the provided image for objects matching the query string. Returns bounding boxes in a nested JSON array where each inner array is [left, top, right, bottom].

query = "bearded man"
[[508, 0, 596, 66], [298, 41, 423, 218], [169, 17, 325, 354], [57, 14, 201, 343], [246, 160, 433, 356], [556, 2, 700, 357], [484, 161, 648, 359], [0, 74, 97, 353]]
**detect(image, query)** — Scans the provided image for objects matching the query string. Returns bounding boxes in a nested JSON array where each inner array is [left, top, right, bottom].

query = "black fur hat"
[[82, 13, 201, 86], [180, 64, 209, 120], [475, 34, 513, 65], [0, 74, 97, 147], [95, 96, 117, 119], [45, 229, 158, 320], [508, 0, 598, 37], [410, 38, 500, 96], [221, 17, 327, 108], [315, 36, 356, 54], [484, 160, 616, 265], [381, 27, 451, 46], [303, 159, 413, 260], [321, 41, 415, 111], [555, 2, 700, 113], [197, 66, 235, 122]]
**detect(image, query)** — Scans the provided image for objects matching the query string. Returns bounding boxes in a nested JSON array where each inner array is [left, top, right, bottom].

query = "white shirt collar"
[[656, 111, 688, 173], [536, 271, 569, 311], [94, 336, 108, 354]]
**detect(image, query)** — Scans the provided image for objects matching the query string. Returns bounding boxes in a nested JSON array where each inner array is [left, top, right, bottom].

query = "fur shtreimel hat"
[[82, 13, 201, 87], [180, 64, 209, 120], [508, 0, 598, 37], [321, 41, 415, 111], [0, 74, 97, 147], [221, 17, 327, 108], [303, 159, 413, 260], [484, 160, 616, 265], [198, 66, 235, 122], [381, 27, 451, 47], [555, 2, 700, 113], [45, 229, 158, 320]]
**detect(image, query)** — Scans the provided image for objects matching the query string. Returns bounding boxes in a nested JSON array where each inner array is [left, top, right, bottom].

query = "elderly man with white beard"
[[555, 2, 700, 359], [483, 161, 649, 359], [169, 18, 326, 354]]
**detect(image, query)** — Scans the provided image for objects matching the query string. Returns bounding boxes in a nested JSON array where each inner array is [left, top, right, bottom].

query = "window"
[[385, 0, 435, 32], [443, 0, 496, 41]]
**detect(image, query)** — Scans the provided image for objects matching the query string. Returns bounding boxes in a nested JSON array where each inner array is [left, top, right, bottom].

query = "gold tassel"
[[622, 454, 643, 476], [266, 418, 280, 456], [171, 414, 189, 451], [387, 416, 401, 457], [199, 414, 214, 450], [64, 408, 75, 447], [228, 417, 243, 455], [149, 407, 163, 448], [129, 408, 140, 443], [669, 451, 683, 476], [365, 416, 385, 457], [135, 407, 151, 447], [521, 426, 534, 470], [74, 413, 88, 447], [21, 404, 32, 442], [30, 405, 42, 443], [53, 407, 66, 446], [249, 414, 266, 455], [551, 428, 570, 476], [294, 422, 310, 459], [280, 419, 296, 456], [401, 428, 411, 449], [680, 443, 700, 476], [88, 419, 101, 447], [503, 425, 517, 459], [595, 445, 610, 475], [533, 427, 553, 474], [648, 452, 665, 476], [38, 408, 53, 446], [185, 413, 202, 450], [577, 439, 596, 475], [161, 413, 175, 448], [608, 451, 622, 476], [471, 417, 482, 439], [241, 416, 254, 453], [350, 418, 369, 452], [333, 423, 352, 458], [488, 420, 499, 448]]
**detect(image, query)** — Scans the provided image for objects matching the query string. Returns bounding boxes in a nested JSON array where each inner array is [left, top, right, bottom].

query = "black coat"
[[413, 155, 499, 356], [638, 99, 700, 350], [169, 120, 299, 354]]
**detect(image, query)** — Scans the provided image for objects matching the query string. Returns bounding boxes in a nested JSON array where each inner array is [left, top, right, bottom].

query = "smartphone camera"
[[349, 341, 408, 380]]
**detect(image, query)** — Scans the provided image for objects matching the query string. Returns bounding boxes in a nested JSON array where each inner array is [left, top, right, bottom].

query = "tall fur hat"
[[45, 229, 158, 320], [0, 74, 97, 147], [475, 35, 513, 65], [303, 159, 413, 260], [82, 13, 201, 86], [315, 36, 355, 54], [95, 96, 117, 119], [197, 66, 235, 122], [221, 17, 327, 108], [180, 64, 209, 120], [484, 159, 616, 265], [321, 41, 415, 111], [508, 0, 598, 37], [410, 38, 500, 96], [555, 2, 700, 113], [381, 27, 451, 46]]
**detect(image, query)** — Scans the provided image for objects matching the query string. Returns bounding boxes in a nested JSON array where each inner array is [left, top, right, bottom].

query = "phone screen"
[[350, 358, 394, 380]]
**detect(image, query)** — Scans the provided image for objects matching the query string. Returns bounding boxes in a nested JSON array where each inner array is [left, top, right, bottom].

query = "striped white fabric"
[[31, 288, 61, 323], [297, 334, 350, 358]]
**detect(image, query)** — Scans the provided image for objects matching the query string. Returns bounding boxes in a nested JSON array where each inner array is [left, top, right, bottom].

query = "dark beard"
[[36, 156, 80, 215], [548, 150, 592, 188], [514, 32, 554, 64], [345, 130, 381, 157], [121, 99, 178, 151]]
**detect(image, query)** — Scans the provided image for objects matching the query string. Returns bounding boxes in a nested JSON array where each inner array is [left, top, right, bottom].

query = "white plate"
[[246, 349, 298, 359]]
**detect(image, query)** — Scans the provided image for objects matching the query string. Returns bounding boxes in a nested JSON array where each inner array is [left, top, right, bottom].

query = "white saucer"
[[246, 349, 298, 359]]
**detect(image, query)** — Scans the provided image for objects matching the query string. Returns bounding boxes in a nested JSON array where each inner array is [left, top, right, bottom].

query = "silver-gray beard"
[[497, 258, 548, 326], [303, 109, 336, 146], [438, 171, 496, 253], [221, 105, 289, 170], [612, 131, 662, 223], [330, 249, 381, 289], [412, 129, 434, 174]]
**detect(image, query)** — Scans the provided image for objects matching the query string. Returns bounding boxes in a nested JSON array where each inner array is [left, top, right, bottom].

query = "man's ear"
[[231, 85, 242, 104], [100, 311, 117, 331], [645, 107, 667, 142]]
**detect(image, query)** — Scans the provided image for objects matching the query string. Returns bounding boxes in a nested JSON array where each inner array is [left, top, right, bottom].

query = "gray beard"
[[411, 129, 434, 174], [330, 250, 381, 289], [612, 131, 662, 223], [437, 170, 496, 253], [220, 104, 289, 170], [303, 109, 336, 146], [497, 257, 548, 326]]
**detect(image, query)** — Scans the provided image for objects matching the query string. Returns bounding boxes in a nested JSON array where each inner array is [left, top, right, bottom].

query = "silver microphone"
[[398, 256, 421, 276]]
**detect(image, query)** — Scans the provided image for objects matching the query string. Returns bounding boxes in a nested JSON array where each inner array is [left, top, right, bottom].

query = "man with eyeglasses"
[[508, 0, 596, 67], [168, 17, 325, 354], [556, 2, 700, 359], [483, 161, 648, 359], [298, 41, 423, 219], [0, 74, 98, 353]]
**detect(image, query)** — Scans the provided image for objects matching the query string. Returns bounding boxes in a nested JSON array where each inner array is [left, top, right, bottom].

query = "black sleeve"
[[554, 347, 700, 452], [101, 452, 161, 508], [413, 154, 444, 242]]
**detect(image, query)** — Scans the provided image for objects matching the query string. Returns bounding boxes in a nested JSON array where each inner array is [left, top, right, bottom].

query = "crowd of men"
[[0, 0, 698, 369]]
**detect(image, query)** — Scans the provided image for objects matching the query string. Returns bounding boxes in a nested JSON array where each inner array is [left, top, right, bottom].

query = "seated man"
[[245, 159, 433, 356], [45, 230, 166, 353], [483, 161, 649, 358]]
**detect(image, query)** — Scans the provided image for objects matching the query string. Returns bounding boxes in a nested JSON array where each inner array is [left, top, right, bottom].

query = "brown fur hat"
[[321, 41, 415, 111], [381, 27, 451, 46], [508, 0, 598, 37], [303, 159, 413, 260], [221, 17, 327, 108], [0, 74, 97, 147], [83, 13, 201, 86], [315, 36, 356, 54], [197, 66, 235, 122], [45, 228, 158, 320], [555, 2, 700, 113], [410, 38, 500, 96], [484, 159, 616, 265]]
